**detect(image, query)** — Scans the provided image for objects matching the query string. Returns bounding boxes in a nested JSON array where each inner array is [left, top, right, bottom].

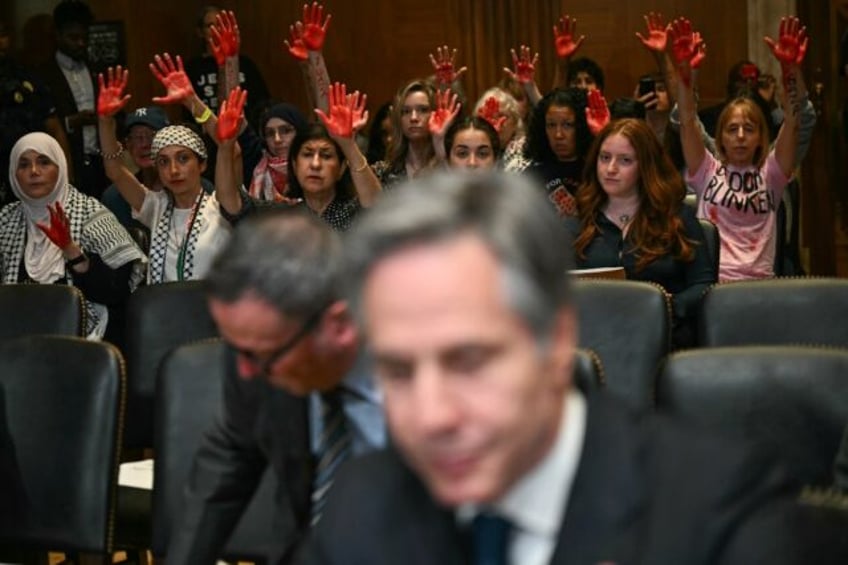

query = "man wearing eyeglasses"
[[166, 208, 385, 564]]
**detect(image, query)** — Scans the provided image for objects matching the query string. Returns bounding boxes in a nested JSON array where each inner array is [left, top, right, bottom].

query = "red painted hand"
[[36, 202, 73, 251], [668, 18, 705, 67], [97, 66, 131, 117], [216, 86, 247, 142], [764, 16, 808, 67], [553, 15, 585, 59], [301, 2, 331, 51], [504, 45, 539, 84], [428, 88, 461, 137], [315, 82, 369, 139], [585, 89, 610, 136], [668, 18, 706, 87], [635, 12, 668, 52], [209, 10, 240, 67], [284, 24, 308, 61], [150, 53, 194, 104], [477, 96, 507, 133], [429, 45, 468, 87]]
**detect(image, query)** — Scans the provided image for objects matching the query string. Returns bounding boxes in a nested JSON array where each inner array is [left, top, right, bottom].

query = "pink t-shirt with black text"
[[686, 151, 790, 282]]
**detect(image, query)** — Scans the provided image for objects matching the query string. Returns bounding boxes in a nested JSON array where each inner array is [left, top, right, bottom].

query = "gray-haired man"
[[303, 171, 803, 565]]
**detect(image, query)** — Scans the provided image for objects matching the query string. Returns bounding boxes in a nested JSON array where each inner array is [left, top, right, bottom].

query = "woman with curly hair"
[[523, 87, 593, 217], [566, 118, 715, 347]]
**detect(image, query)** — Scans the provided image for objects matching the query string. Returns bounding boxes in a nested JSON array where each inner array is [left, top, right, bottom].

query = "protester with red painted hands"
[[471, 88, 526, 171], [97, 65, 231, 284], [634, 12, 674, 143], [673, 16, 803, 282], [373, 79, 459, 188], [503, 44, 544, 109], [585, 88, 611, 136], [182, 5, 268, 122], [0, 131, 145, 339], [285, 2, 332, 113], [215, 83, 380, 232], [552, 14, 605, 93]]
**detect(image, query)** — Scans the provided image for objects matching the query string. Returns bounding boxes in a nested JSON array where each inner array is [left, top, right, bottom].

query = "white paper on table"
[[118, 458, 154, 490]]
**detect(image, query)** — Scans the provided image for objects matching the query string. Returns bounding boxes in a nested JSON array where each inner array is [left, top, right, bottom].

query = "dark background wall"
[[10, 0, 749, 118]]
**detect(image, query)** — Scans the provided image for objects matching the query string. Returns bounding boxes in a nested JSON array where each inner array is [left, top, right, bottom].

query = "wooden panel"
[[796, 0, 839, 275], [551, 0, 749, 107], [8, 1, 750, 125], [76, 0, 750, 114]]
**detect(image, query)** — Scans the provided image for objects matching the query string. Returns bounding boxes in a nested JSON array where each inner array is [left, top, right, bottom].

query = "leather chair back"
[[698, 278, 848, 347], [657, 346, 848, 486], [573, 279, 670, 412], [698, 218, 720, 278], [123, 281, 218, 449], [0, 336, 125, 553], [152, 340, 277, 560], [574, 348, 604, 393], [0, 284, 84, 338]]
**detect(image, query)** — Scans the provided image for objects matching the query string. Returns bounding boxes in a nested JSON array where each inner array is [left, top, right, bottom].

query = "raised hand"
[[301, 2, 331, 51], [764, 16, 808, 68], [97, 66, 131, 117], [315, 82, 368, 139], [429, 45, 468, 87], [477, 96, 507, 133], [35, 202, 73, 251], [209, 10, 240, 67], [503, 45, 539, 84], [216, 86, 247, 142], [284, 24, 308, 61], [150, 53, 194, 104], [668, 18, 706, 87], [428, 88, 461, 137], [635, 12, 668, 52], [668, 18, 705, 67], [585, 89, 610, 136], [553, 15, 585, 59]]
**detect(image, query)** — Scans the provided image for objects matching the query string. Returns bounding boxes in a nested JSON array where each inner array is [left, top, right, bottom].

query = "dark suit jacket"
[[302, 393, 806, 565], [166, 364, 313, 564], [34, 55, 95, 184]]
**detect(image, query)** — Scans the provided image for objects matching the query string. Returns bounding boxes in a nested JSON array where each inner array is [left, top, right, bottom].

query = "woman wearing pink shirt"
[[672, 16, 804, 281]]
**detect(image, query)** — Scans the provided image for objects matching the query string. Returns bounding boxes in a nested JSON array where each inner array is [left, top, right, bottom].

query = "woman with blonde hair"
[[671, 16, 804, 281], [372, 79, 459, 188]]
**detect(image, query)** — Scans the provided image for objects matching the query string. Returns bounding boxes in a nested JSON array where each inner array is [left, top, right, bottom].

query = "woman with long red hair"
[[567, 118, 715, 347]]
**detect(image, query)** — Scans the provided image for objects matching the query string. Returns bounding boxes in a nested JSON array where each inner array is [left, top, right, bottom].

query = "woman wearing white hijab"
[[0, 132, 146, 338]]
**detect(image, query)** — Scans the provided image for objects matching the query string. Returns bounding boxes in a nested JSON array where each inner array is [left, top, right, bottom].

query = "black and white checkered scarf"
[[2, 132, 146, 336]]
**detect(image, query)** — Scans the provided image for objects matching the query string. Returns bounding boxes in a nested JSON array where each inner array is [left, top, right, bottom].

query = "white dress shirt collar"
[[457, 389, 587, 565]]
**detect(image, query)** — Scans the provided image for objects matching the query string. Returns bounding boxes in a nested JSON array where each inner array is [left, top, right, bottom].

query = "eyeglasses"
[[228, 307, 327, 377]]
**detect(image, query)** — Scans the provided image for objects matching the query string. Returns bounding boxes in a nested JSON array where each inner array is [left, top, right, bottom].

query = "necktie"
[[311, 388, 352, 525], [471, 512, 512, 565]]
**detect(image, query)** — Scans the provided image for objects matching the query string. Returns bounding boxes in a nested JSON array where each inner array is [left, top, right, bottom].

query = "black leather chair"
[[793, 488, 848, 564], [123, 281, 218, 450], [697, 218, 719, 278], [0, 284, 84, 338], [151, 339, 277, 560], [573, 279, 670, 412], [656, 346, 848, 486], [573, 348, 604, 393], [697, 278, 848, 348], [0, 336, 125, 555]]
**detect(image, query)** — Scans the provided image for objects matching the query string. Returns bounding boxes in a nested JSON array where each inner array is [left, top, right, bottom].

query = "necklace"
[[619, 214, 632, 226]]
